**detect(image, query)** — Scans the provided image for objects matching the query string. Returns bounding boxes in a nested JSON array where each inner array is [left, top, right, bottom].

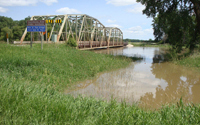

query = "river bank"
[[175, 50, 200, 71], [0, 43, 199, 124]]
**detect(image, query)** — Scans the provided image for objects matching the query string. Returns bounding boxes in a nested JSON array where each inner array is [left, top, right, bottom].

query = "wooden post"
[[30, 32, 32, 48], [46, 23, 47, 43], [6, 33, 9, 44], [41, 33, 43, 50]]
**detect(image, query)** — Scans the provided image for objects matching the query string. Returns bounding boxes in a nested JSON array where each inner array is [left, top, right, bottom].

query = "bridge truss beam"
[[20, 14, 123, 49]]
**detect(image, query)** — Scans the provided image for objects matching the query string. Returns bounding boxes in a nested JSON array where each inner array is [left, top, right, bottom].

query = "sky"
[[0, 0, 154, 40]]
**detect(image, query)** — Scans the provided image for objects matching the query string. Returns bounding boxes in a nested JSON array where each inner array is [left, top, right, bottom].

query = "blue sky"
[[0, 0, 154, 40]]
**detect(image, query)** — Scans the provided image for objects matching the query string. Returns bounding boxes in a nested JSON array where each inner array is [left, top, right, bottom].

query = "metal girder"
[[48, 21, 55, 42], [90, 21, 97, 48], [57, 15, 68, 42], [20, 14, 124, 49]]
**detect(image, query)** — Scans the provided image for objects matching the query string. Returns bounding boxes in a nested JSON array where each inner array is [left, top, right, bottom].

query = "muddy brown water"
[[66, 47, 200, 109]]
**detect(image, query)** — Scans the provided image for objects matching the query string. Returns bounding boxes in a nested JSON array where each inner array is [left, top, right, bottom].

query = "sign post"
[[30, 32, 32, 48], [6, 33, 9, 44], [46, 23, 47, 43], [27, 20, 46, 49], [41, 33, 43, 50]]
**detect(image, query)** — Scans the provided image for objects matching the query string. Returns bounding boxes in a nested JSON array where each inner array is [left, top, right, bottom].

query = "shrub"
[[66, 38, 77, 47]]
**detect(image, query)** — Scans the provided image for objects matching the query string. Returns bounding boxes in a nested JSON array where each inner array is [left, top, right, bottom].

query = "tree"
[[12, 26, 24, 41], [137, 0, 200, 51], [0, 16, 15, 39], [0, 27, 13, 41], [153, 11, 195, 52]]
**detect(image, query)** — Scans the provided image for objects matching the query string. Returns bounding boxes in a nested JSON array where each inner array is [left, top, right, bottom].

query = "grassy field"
[[0, 43, 200, 124]]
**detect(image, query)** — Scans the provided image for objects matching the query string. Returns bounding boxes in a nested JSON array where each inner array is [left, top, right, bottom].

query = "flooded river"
[[66, 47, 200, 109]]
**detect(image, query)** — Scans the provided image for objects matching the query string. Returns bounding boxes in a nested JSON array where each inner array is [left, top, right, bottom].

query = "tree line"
[[0, 16, 32, 42], [123, 39, 153, 43]]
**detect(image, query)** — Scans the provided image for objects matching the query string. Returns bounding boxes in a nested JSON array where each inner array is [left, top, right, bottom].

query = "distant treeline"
[[0, 16, 32, 42], [123, 38, 154, 42]]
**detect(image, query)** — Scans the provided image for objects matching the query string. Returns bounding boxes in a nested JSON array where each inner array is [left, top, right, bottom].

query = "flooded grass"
[[175, 51, 200, 71], [0, 43, 200, 124], [163, 47, 200, 71], [115, 55, 143, 61]]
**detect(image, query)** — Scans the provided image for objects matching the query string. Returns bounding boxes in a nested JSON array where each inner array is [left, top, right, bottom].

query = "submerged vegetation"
[[162, 46, 200, 71], [130, 42, 200, 71], [175, 50, 200, 71], [0, 43, 200, 124]]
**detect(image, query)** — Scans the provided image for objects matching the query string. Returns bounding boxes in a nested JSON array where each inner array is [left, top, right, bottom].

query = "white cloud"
[[127, 4, 145, 14], [128, 26, 143, 33], [0, 7, 8, 13], [107, 19, 116, 23], [106, 24, 122, 28], [124, 26, 153, 39], [0, 0, 57, 6], [106, 0, 136, 6], [56, 7, 81, 14], [144, 28, 153, 33], [39, 0, 58, 6]]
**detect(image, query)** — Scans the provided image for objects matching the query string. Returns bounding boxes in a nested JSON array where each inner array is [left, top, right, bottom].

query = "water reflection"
[[66, 47, 200, 109], [142, 62, 200, 108], [91, 47, 124, 55]]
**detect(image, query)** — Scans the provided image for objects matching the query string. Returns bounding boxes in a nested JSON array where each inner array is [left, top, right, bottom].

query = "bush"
[[158, 40, 163, 44], [66, 38, 77, 47]]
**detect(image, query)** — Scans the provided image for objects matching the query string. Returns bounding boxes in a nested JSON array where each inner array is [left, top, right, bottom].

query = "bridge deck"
[[14, 40, 127, 50]]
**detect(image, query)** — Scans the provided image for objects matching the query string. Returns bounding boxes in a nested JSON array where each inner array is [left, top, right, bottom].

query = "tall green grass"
[[0, 44, 131, 90], [175, 51, 200, 71], [164, 47, 200, 71], [0, 43, 200, 124]]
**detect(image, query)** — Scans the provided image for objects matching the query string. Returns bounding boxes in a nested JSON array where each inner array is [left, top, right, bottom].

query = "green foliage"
[[158, 40, 163, 44], [0, 27, 13, 41], [0, 16, 32, 42], [152, 11, 195, 53], [137, 0, 200, 52], [12, 26, 24, 41], [0, 16, 15, 31], [176, 51, 200, 71], [66, 38, 77, 47]]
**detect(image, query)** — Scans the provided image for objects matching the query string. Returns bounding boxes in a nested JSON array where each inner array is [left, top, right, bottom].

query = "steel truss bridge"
[[20, 14, 125, 49]]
